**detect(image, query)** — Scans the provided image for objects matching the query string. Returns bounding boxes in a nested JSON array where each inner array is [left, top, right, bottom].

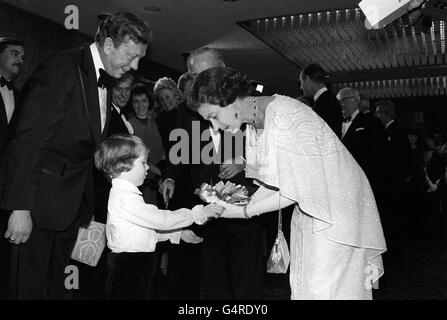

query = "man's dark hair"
[[375, 99, 395, 118], [0, 37, 24, 54], [95, 12, 151, 48], [301, 63, 327, 84]]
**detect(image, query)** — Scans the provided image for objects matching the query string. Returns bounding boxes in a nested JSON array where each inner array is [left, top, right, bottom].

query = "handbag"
[[267, 194, 290, 274], [71, 220, 106, 267]]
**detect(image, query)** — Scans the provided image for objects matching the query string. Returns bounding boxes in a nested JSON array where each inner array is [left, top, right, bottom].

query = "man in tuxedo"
[[109, 72, 134, 136], [95, 72, 135, 224], [0, 36, 25, 299], [0, 12, 150, 299], [0, 37, 24, 155], [337, 87, 387, 196], [375, 99, 412, 266], [159, 47, 264, 299], [300, 63, 343, 138]]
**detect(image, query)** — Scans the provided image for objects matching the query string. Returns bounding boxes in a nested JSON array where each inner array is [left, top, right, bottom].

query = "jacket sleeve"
[[1, 54, 75, 210]]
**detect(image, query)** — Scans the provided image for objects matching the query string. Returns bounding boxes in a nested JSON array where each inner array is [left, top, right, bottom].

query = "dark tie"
[[343, 116, 352, 123], [0, 77, 13, 91], [97, 69, 114, 89]]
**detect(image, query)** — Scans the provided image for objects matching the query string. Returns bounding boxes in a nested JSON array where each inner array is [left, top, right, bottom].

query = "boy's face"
[[119, 154, 149, 187]]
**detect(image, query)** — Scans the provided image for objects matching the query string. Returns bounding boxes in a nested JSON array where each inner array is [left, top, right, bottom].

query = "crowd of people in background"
[[0, 10, 446, 301]]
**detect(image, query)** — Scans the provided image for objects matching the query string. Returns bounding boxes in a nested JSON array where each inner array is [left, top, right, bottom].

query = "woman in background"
[[129, 84, 165, 205]]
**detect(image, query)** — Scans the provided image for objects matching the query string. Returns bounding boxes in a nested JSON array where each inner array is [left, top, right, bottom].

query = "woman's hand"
[[215, 200, 245, 219], [203, 203, 225, 219]]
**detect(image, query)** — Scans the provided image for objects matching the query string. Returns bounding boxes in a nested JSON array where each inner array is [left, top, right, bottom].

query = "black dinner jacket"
[[108, 105, 130, 136], [0, 45, 111, 231], [313, 90, 343, 138], [385, 121, 412, 185], [342, 111, 387, 192], [0, 87, 20, 156]]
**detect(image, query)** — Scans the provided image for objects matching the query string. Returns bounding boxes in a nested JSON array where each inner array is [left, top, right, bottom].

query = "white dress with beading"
[[245, 95, 387, 300]]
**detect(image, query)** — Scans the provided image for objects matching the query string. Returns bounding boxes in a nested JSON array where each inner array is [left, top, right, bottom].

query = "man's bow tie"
[[343, 116, 352, 123], [0, 77, 13, 91], [98, 69, 115, 89]]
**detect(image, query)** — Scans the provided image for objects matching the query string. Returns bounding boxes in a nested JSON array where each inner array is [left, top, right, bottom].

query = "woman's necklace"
[[248, 96, 258, 148]]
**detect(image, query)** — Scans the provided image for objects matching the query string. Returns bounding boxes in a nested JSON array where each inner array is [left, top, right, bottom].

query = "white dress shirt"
[[209, 126, 221, 153], [0, 78, 15, 123], [112, 103, 134, 134], [385, 119, 394, 130], [313, 87, 328, 102], [107, 178, 207, 253], [89, 43, 108, 132]]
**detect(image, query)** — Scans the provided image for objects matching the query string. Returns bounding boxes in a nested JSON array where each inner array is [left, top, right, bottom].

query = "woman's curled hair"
[[189, 67, 252, 110]]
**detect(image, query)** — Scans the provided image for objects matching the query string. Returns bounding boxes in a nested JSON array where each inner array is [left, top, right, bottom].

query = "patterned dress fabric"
[[245, 95, 387, 300]]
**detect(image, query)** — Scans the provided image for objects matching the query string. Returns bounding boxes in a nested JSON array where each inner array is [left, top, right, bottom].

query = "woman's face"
[[198, 100, 241, 134], [132, 94, 156, 119], [158, 88, 179, 111]]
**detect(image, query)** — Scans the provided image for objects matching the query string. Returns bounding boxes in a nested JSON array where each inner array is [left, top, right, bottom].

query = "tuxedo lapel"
[[343, 113, 364, 141], [101, 89, 112, 138], [0, 88, 19, 132], [78, 46, 101, 145], [0, 95, 6, 130]]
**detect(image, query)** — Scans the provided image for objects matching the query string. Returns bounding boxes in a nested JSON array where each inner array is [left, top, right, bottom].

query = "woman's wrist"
[[243, 204, 251, 219]]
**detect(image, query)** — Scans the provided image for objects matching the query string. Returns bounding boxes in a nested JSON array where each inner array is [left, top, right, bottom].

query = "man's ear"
[[103, 37, 114, 55]]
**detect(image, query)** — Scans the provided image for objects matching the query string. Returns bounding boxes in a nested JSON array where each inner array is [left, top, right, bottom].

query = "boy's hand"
[[203, 203, 225, 218], [180, 230, 203, 244]]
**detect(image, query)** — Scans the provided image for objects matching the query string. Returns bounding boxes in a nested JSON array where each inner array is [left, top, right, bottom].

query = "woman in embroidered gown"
[[189, 67, 387, 300]]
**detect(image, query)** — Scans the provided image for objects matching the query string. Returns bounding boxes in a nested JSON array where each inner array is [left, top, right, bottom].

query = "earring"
[[234, 112, 239, 118]]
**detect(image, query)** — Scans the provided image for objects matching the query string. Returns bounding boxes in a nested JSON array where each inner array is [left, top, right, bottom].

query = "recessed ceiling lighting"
[[144, 6, 162, 12], [223, 0, 238, 2]]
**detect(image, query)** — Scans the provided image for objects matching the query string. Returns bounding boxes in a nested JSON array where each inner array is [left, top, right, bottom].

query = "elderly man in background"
[[337, 87, 388, 200]]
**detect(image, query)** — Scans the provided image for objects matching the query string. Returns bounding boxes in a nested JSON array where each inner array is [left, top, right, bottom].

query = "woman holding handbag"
[[189, 67, 387, 300]]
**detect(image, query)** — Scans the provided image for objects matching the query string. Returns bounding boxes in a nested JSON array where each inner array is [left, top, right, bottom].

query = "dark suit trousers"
[[199, 218, 264, 300], [105, 252, 155, 300], [0, 210, 12, 299], [10, 216, 84, 300]]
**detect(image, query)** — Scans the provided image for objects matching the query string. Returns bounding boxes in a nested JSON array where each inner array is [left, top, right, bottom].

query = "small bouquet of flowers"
[[194, 181, 250, 206]]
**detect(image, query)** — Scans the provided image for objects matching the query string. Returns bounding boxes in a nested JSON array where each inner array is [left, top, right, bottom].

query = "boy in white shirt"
[[94, 134, 222, 299]]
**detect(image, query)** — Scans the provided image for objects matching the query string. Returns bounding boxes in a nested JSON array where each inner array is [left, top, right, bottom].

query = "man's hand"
[[219, 158, 245, 180], [180, 229, 203, 244], [159, 179, 175, 204], [5, 210, 33, 244]]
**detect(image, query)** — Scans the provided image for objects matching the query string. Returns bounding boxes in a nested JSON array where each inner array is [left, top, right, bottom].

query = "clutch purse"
[[267, 209, 290, 274], [71, 220, 106, 267]]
